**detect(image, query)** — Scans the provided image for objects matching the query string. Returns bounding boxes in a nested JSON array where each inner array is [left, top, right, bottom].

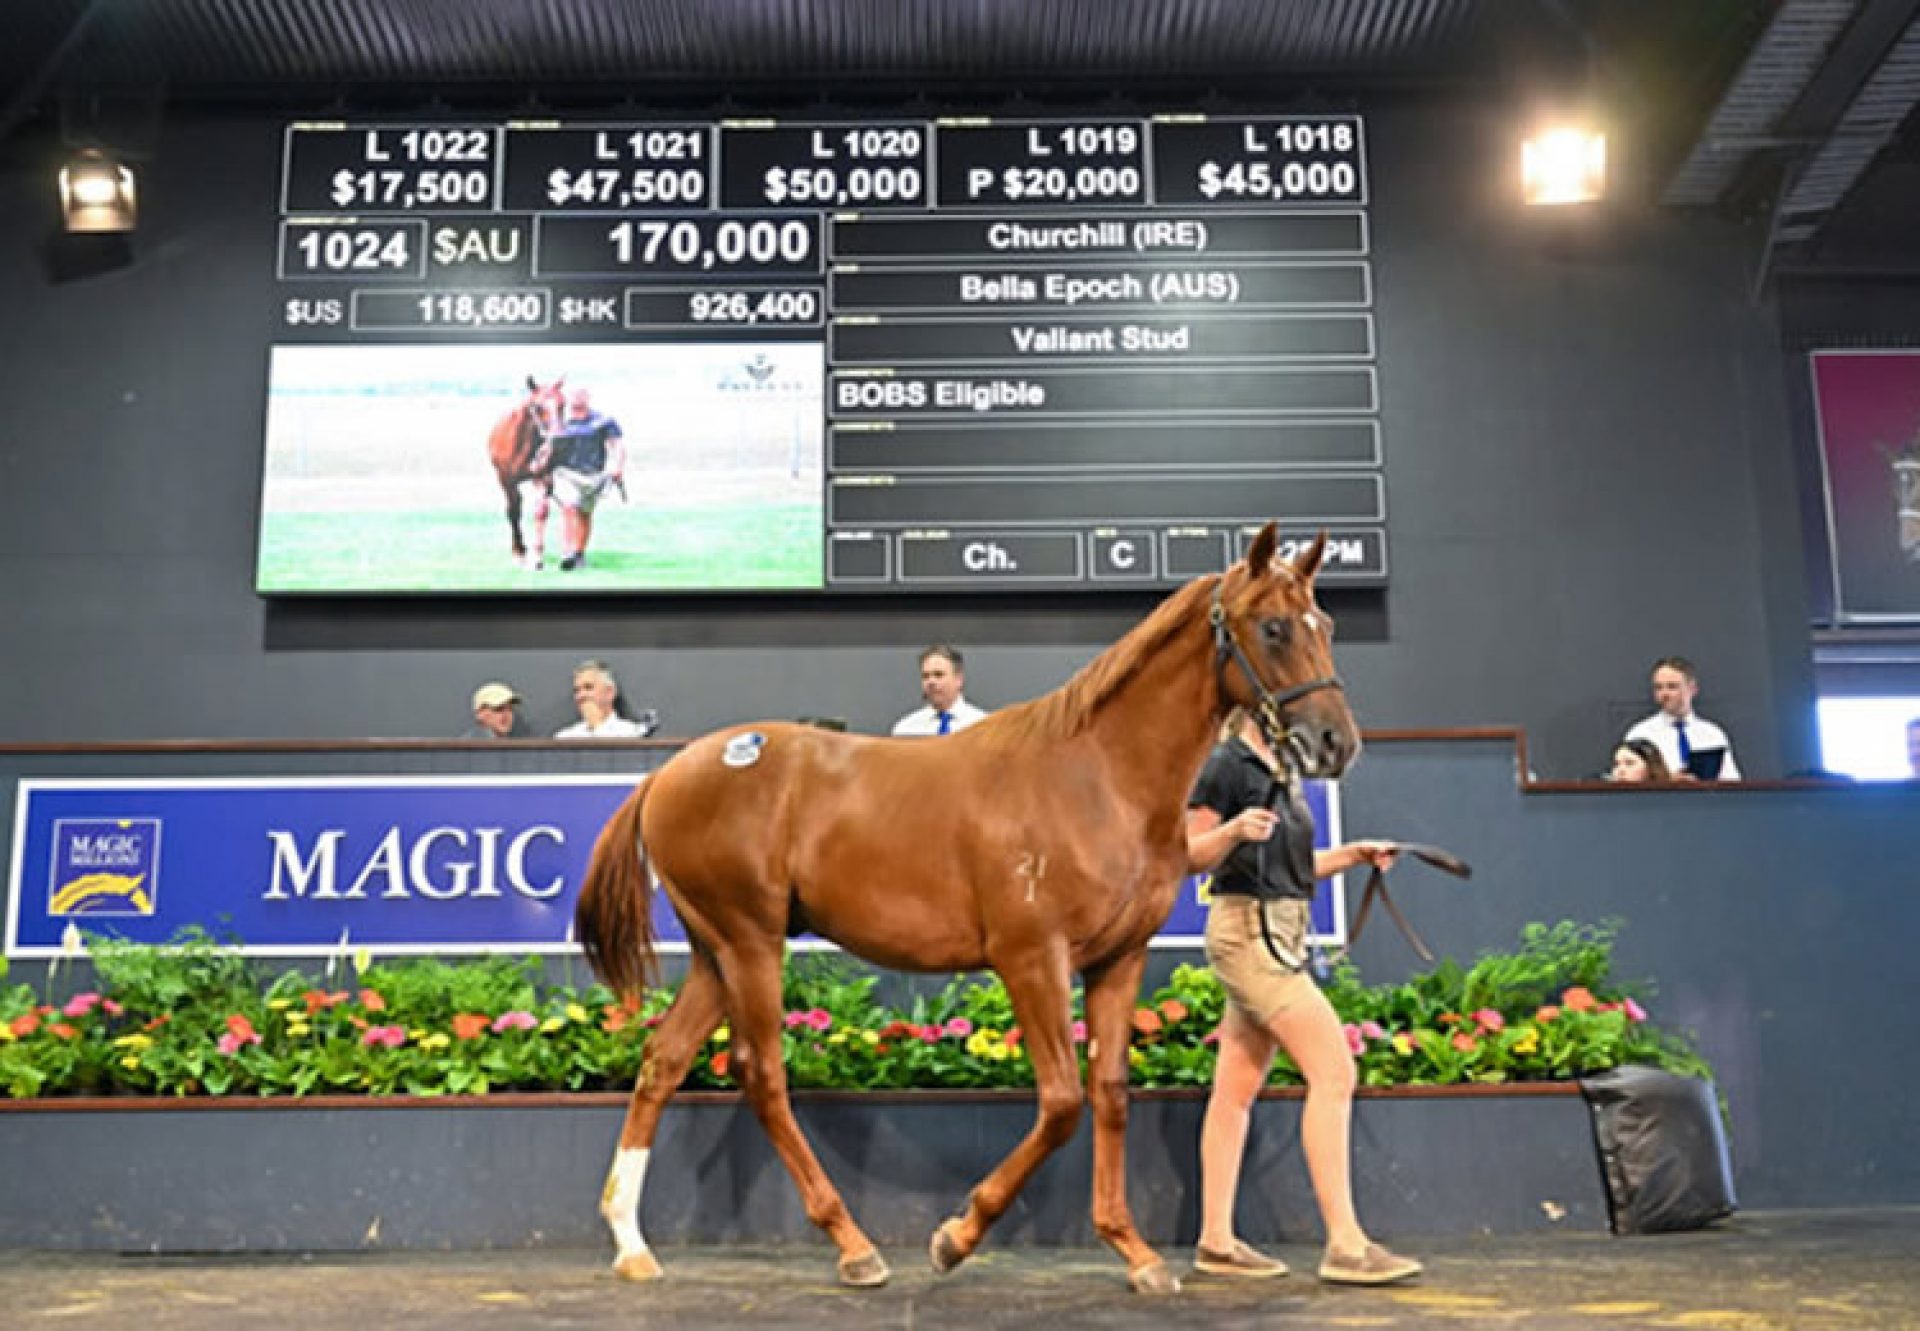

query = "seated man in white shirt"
[[555, 659, 657, 739], [891, 644, 989, 737], [1622, 655, 1741, 781]]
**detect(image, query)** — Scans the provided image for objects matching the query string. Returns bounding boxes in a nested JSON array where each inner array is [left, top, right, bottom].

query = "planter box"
[[0, 1086, 1608, 1251]]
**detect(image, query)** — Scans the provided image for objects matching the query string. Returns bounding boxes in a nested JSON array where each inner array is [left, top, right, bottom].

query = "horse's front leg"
[[1083, 946, 1178, 1293], [526, 481, 552, 569], [500, 478, 527, 563], [930, 944, 1091, 1280], [719, 939, 888, 1287]]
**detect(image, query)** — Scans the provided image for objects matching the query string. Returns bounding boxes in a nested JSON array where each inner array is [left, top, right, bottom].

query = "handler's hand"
[[1227, 808, 1279, 843], [1351, 839, 1400, 871]]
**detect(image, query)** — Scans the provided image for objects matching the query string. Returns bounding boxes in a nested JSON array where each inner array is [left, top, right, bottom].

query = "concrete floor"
[[1, 1208, 1915, 1330]]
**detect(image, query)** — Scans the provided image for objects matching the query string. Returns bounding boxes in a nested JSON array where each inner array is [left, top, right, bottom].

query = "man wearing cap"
[[465, 682, 525, 739]]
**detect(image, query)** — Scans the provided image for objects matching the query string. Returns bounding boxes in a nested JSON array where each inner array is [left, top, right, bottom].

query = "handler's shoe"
[[1318, 1242, 1422, 1285], [1194, 1239, 1288, 1278]]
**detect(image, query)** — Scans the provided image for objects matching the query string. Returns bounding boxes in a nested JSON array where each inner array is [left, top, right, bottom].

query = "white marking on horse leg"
[[601, 1147, 652, 1268]]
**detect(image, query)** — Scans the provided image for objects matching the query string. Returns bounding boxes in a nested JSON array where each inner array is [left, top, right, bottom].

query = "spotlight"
[[1521, 128, 1607, 206], [59, 149, 137, 233]]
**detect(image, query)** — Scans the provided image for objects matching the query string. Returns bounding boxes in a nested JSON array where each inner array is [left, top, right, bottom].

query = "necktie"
[[936, 711, 953, 735], [1675, 719, 1693, 765]]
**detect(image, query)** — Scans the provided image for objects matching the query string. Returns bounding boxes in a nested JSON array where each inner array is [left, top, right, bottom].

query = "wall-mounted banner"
[[5, 775, 1343, 957]]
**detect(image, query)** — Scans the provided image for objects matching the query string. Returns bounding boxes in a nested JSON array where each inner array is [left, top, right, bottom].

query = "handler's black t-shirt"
[[1188, 736, 1318, 901]]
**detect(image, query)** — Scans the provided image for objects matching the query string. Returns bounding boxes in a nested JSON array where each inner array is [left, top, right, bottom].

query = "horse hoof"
[[838, 1249, 890, 1287], [613, 1250, 663, 1282], [929, 1219, 971, 1274], [1128, 1261, 1181, 1296]]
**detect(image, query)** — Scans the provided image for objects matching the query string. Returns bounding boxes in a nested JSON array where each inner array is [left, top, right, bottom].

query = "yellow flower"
[[267, 998, 293, 1011], [1391, 1033, 1414, 1056], [286, 1021, 311, 1038], [1512, 1029, 1540, 1056], [985, 1043, 1009, 1062], [113, 1032, 154, 1050], [965, 1031, 991, 1057], [540, 1017, 564, 1033], [565, 1003, 589, 1024], [861, 1030, 880, 1046], [713, 1024, 730, 1044], [353, 948, 372, 975], [0, 1027, 15, 1044], [409, 1028, 429, 1041], [419, 1033, 451, 1051], [120, 1055, 141, 1071], [827, 1031, 849, 1045], [1128, 1047, 1147, 1069]]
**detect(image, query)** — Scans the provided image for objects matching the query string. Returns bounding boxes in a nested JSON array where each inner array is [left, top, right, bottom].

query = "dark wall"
[[0, 102, 1815, 774]]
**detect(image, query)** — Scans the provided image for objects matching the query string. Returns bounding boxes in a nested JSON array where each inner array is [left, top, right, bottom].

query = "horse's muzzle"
[[1287, 716, 1360, 779]]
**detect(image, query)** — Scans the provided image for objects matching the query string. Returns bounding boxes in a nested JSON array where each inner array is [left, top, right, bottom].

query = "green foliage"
[[0, 920, 1713, 1100]]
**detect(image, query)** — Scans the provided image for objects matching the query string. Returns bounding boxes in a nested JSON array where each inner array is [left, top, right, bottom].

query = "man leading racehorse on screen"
[[536, 387, 627, 572]]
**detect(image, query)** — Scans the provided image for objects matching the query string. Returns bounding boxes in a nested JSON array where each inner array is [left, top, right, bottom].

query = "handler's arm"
[[1186, 806, 1277, 872]]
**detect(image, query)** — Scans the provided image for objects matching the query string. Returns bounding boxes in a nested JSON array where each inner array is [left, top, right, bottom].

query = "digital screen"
[[261, 114, 1388, 594]]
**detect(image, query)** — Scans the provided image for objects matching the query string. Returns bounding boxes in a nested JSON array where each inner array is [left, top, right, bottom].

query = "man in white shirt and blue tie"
[[1623, 656, 1741, 781], [891, 644, 989, 737]]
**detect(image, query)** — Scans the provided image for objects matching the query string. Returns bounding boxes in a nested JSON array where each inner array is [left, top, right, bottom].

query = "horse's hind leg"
[[719, 940, 888, 1288], [601, 948, 725, 1281], [500, 478, 528, 565], [930, 947, 1087, 1280], [1083, 948, 1177, 1294]]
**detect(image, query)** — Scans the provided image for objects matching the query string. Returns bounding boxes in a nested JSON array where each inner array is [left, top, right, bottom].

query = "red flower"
[[708, 1051, 730, 1080], [226, 1014, 260, 1044], [1006, 1026, 1024, 1049]]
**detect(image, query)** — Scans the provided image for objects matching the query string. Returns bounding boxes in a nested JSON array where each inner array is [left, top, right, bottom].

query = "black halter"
[[1209, 581, 1344, 768]]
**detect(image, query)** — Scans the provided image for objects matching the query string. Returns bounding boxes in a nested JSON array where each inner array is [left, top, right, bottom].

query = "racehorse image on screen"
[[575, 525, 1358, 1294], [256, 342, 824, 593]]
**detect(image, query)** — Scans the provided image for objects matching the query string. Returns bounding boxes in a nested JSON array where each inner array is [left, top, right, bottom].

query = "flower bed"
[[0, 921, 1708, 1100]]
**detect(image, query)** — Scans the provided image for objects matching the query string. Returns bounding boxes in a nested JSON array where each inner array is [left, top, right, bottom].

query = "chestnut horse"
[[486, 375, 564, 567], [575, 525, 1358, 1293]]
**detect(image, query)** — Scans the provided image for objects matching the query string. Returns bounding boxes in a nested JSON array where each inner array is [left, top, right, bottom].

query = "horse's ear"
[[1292, 530, 1328, 582], [1245, 522, 1280, 577], [525, 375, 538, 393]]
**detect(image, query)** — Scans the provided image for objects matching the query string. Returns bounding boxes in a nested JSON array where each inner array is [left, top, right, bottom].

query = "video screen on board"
[[256, 342, 824, 593]]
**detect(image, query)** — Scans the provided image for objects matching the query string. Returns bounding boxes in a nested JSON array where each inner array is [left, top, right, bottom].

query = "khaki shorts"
[[553, 467, 612, 514], [1205, 895, 1315, 1026]]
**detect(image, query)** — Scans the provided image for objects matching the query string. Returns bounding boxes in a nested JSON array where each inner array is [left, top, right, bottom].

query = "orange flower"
[[7, 1013, 38, 1038], [1561, 987, 1597, 1012], [358, 988, 387, 1013], [303, 989, 347, 1014], [1158, 999, 1189, 1025], [602, 1003, 631, 1033], [451, 1013, 490, 1041], [708, 1051, 730, 1080], [49, 1022, 79, 1040], [1130, 1008, 1163, 1036], [1536, 1005, 1561, 1024], [225, 1014, 260, 1044], [1450, 1032, 1477, 1053]]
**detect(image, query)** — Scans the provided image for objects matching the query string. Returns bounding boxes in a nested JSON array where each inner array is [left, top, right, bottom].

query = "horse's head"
[[1211, 523, 1360, 779], [524, 375, 567, 437]]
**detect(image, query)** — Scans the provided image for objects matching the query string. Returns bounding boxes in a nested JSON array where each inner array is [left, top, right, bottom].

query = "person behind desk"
[[464, 681, 525, 739], [890, 644, 988, 736], [556, 659, 656, 739], [1184, 708, 1421, 1286], [1608, 738, 1673, 784], [1623, 656, 1741, 781]]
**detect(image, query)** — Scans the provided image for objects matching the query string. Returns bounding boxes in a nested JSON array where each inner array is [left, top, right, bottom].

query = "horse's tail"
[[575, 775, 658, 1000]]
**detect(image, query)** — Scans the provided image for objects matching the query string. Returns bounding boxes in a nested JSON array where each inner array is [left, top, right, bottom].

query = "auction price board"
[[272, 114, 1387, 591]]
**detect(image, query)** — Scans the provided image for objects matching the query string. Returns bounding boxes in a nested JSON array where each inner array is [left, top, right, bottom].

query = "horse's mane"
[[992, 573, 1222, 744]]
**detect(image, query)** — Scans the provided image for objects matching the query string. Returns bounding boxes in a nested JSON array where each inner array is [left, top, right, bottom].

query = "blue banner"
[[6, 776, 1344, 957]]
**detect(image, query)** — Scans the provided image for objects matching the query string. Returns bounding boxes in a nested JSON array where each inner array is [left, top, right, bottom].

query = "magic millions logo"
[[715, 352, 812, 398], [47, 818, 161, 916]]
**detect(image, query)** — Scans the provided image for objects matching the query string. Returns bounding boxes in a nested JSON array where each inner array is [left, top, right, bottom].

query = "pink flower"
[[1473, 1009, 1505, 1034], [215, 1031, 249, 1056], [1623, 997, 1648, 1023], [1343, 1023, 1366, 1056], [784, 1011, 808, 1029], [1451, 1032, 1477, 1054], [102, 999, 123, 1016], [943, 1017, 973, 1038], [1071, 1020, 1089, 1044], [919, 1028, 941, 1043], [360, 1025, 406, 1048], [1360, 1020, 1387, 1041], [1201, 1030, 1220, 1046], [63, 992, 102, 1018], [805, 1008, 833, 1032], [491, 1011, 537, 1033]]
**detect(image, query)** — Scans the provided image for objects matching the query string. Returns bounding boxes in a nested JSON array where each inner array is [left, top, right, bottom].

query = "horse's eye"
[[1261, 617, 1292, 650]]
